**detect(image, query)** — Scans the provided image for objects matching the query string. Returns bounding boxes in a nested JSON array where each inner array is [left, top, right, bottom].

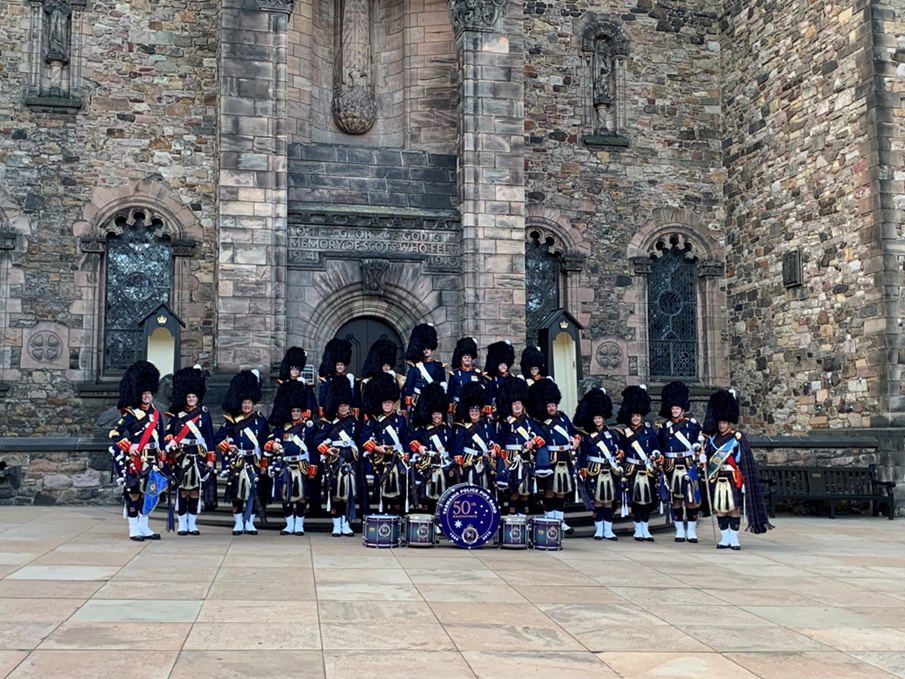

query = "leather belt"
[[625, 457, 645, 465], [547, 445, 571, 452], [665, 451, 692, 459]]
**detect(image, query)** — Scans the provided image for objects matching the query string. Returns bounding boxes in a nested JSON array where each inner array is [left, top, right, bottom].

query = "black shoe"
[[675, 537, 686, 543], [564, 527, 575, 536], [294, 531, 305, 536], [605, 535, 618, 541], [644, 537, 655, 542], [730, 545, 741, 551], [717, 543, 729, 549], [634, 536, 644, 542], [189, 530, 200, 536], [280, 529, 292, 535], [332, 532, 341, 538], [232, 530, 243, 536], [245, 529, 258, 536], [130, 535, 145, 542], [594, 535, 604, 541], [145, 533, 161, 540], [177, 530, 188, 536], [687, 538, 698, 544]]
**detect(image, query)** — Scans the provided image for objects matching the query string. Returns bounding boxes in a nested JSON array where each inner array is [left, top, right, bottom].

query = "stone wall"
[[720, 0, 896, 433], [523, 0, 727, 392], [0, 0, 220, 436], [0, 440, 119, 506]]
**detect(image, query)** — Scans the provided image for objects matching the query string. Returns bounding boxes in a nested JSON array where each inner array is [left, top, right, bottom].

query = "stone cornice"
[[448, 0, 507, 37]]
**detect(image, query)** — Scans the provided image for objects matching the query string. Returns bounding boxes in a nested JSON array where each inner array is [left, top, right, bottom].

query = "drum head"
[[436, 483, 500, 549]]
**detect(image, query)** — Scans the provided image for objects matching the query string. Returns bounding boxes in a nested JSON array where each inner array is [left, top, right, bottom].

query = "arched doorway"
[[334, 316, 405, 376]]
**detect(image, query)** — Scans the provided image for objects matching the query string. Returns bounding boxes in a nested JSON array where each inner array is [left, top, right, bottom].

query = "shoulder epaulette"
[[690, 417, 697, 424], [734, 431, 742, 440], [202, 406, 209, 413]]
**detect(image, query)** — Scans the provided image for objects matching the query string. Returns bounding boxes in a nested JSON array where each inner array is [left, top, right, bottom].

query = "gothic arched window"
[[525, 232, 561, 346], [103, 212, 172, 372], [648, 243, 697, 377]]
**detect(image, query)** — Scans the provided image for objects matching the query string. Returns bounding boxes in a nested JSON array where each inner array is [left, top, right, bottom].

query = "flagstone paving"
[[0, 507, 903, 679]]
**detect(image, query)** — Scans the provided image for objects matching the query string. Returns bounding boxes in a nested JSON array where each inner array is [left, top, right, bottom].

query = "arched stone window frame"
[[576, 14, 630, 140], [73, 180, 200, 381], [524, 206, 591, 345], [625, 208, 728, 386], [0, 186, 33, 385]]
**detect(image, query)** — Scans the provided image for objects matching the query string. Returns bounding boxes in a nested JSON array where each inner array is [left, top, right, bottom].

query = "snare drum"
[[499, 515, 528, 549], [363, 514, 401, 549], [530, 517, 563, 551], [405, 514, 436, 548]]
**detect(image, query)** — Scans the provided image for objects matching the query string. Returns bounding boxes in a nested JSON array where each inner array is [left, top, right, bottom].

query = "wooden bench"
[[759, 464, 896, 520]]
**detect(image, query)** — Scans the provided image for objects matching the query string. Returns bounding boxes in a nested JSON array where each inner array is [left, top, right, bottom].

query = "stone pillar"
[[449, 0, 526, 345], [217, 0, 293, 372]]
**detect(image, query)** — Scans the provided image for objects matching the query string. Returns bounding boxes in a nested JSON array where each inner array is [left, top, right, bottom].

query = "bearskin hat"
[[527, 378, 561, 420], [703, 389, 739, 434], [411, 382, 448, 429], [485, 340, 515, 378], [520, 346, 547, 379], [573, 388, 613, 431], [658, 381, 691, 419], [278, 347, 307, 382], [118, 360, 160, 409], [495, 376, 529, 418], [319, 338, 353, 376], [405, 323, 438, 362], [361, 337, 398, 379], [362, 372, 400, 418], [221, 370, 262, 415], [169, 366, 206, 413], [322, 376, 354, 420], [616, 385, 651, 426], [453, 382, 488, 423], [269, 379, 309, 426], [451, 337, 478, 370]]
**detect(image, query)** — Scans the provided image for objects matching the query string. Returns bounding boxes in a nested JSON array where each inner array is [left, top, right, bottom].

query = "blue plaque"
[[436, 483, 500, 549]]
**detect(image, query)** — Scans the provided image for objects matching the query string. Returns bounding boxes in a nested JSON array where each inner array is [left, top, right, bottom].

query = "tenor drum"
[[404, 514, 436, 548], [436, 483, 500, 549], [530, 517, 563, 551], [363, 514, 401, 549], [499, 515, 528, 549]]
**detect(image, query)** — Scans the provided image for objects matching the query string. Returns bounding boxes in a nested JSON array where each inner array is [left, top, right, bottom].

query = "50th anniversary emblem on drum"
[[437, 484, 500, 549]]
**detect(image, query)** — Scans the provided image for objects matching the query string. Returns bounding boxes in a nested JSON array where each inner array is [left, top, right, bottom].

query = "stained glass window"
[[103, 213, 171, 372], [648, 245, 696, 377], [525, 233, 560, 346]]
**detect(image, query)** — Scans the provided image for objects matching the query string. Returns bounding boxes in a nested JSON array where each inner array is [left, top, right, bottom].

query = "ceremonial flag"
[[142, 469, 169, 515]]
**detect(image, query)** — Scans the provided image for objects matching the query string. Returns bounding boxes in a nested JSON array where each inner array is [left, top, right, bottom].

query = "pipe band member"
[[452, 382, 497, 490], [315, 377, 360, 537], [616, 385, 661, 542], [409, 382, 454, 515], [448, 337, 486, 414], [529, 377, 579, 535], [361, 372, 409, 516], [215, 370, 268, 536], [403, 323, 446, 416], [109, 360, 165, 542], [165, 366, 215, 536], [657, 381, 703, 543], [495, 376, 545, 517], [266, 379, 317, 536], [575, 388, 623, 541], [484, 340, 515, 420], [702, 389, 773, 550]]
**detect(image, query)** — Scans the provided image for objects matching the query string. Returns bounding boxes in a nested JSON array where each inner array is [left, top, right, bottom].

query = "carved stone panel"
[[21, 322, 69, 370], [332, 0, 376, 134], [448, 0, 507, 37], [361, 258, 390, 295]]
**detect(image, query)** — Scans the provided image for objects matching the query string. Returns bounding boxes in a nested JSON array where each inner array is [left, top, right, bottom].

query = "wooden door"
[[334, 316, 405, 377]]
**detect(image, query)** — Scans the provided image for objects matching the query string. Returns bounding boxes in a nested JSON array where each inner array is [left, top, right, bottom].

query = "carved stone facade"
[[0, 0, 903, 463]]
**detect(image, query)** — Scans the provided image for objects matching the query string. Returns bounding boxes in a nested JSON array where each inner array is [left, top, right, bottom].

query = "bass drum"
[[436, 483, 500, 550]]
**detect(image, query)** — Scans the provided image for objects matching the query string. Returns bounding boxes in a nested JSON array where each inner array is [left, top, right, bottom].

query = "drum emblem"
[[417, 525, 430, 539], [546, 526, 559, 541], [511, 526, 521, 540], [461, 525, 479, 545], [378, 524, 392, 538]]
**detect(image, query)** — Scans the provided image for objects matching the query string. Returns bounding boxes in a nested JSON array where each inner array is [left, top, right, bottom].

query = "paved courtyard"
[[0, 508, 903, 679]]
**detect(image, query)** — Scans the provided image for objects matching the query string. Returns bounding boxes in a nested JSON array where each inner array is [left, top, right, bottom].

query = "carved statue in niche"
[[332, 0, 376, 135], [593, 36, 615, 134], [43, 0, 72, 64]]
